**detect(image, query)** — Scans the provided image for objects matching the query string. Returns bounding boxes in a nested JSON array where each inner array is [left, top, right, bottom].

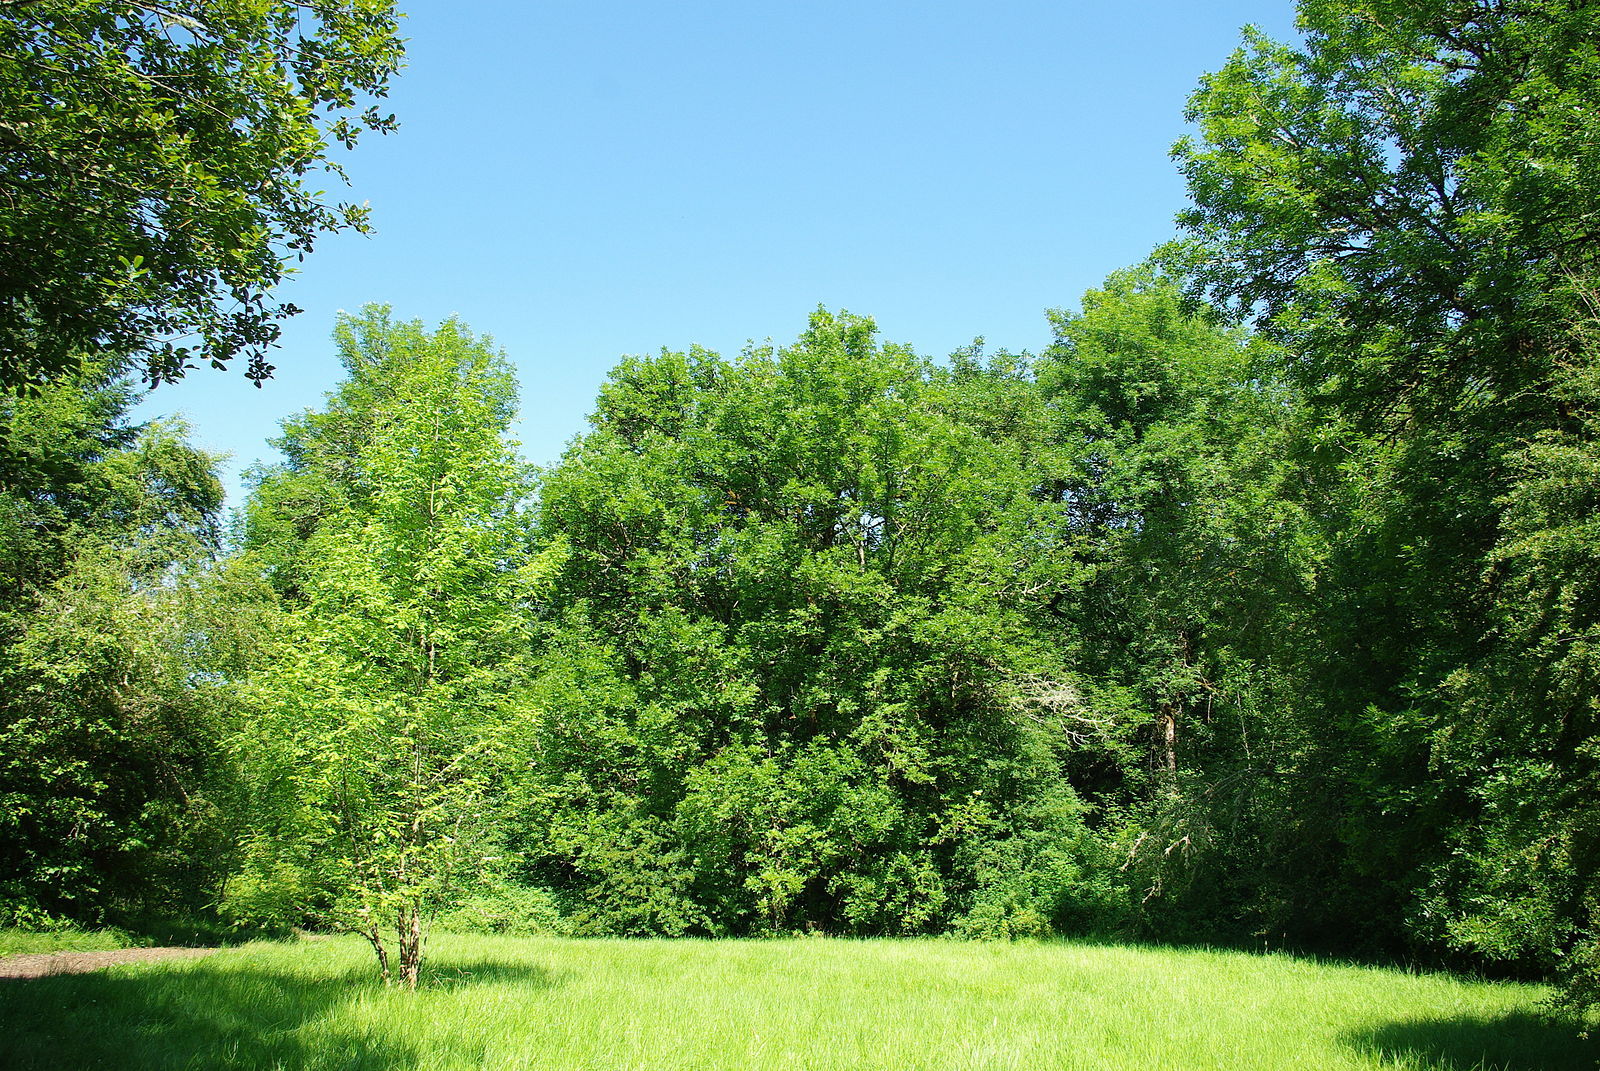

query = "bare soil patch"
[[0, 946, 215, 980]]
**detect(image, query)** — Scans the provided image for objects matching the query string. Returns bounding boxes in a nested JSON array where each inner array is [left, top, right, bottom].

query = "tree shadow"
[[421, 958, 566, 990], [0, 957, 562, 1070], [1344, 1011, 1599, 1071]]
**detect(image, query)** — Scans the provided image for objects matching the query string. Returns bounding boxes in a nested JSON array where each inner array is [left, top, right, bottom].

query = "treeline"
[[2, 0, 1597, 1004]]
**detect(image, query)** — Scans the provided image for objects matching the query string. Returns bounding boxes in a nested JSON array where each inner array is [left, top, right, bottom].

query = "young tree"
[[232, 308, 545, 987], [0, 1, 404, 388]]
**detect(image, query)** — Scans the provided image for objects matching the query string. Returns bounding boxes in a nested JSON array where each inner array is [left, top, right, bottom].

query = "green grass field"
[[1, 935, 1593, 1070], [0, 925, 140, 956]]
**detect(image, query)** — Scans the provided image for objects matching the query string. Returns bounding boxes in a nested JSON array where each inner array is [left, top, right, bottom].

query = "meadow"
[[1, 935, 1593, 1071]]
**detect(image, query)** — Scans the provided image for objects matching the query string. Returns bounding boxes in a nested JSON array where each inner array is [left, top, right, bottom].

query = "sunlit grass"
[[1, 934, 1593, 1070], [0, 925, 139, 956]]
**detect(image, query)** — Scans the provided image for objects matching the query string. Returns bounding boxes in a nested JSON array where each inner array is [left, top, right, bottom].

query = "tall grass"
[[0, 926, 140, 956], [1, 935, 1593, 1070]]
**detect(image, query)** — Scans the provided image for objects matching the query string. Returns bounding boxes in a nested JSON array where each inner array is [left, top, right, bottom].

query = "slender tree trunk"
[[1157, 628, 1192, 790], [364, 925, 391, 986], [397, 902, 425, 989], [1158, 703, 1178, 785]]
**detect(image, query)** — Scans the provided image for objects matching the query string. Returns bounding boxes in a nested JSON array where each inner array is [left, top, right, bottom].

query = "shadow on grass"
[[1344, 1011, 1599, 1071], [0, 957, 561, 1071], [421, 958, 570, 990]]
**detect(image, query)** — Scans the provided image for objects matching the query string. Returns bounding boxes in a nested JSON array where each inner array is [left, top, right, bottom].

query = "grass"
[[0, 925, 141, 956], [1, 934, 1594, 1070]]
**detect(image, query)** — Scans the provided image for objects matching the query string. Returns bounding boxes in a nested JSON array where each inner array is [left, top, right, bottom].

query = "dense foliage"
[[1168, 0, 1600, 996], [0, 1, 404, 388], [517, 313, 1112, 938], [0, 368, 232, 927], [0, 0, 1595, 1007]]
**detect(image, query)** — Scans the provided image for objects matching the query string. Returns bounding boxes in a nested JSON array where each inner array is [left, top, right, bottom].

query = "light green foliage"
[[0, 935, 1590, 1070], [1040, 269, 1300, 714], [520, 310, 1118, 936], [232, 308, 543, 984], [434, 878, 569, 938], [0, 925, 140, 955], [0, 1, 404, 387], [0, 367, 219, 596]]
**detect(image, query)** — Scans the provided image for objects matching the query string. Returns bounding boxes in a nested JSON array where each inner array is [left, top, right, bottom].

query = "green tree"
[[1173, 0, 1600, 990], [232, 308, 546, 987], [0, 367, 232, 925], [0, 1, 404, 388], [1037, 268, 1316, 940], [1174, 0, 1600, 421], [1428, 298, 1600, 1010], [519, 310, 1119, 938]]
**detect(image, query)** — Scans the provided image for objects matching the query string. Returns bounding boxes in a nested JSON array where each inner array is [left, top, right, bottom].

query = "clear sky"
[[136, 0, 1303, 506]]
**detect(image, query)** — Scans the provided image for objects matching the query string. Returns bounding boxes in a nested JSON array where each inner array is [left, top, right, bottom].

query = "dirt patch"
[[0, 946, 216, 980]]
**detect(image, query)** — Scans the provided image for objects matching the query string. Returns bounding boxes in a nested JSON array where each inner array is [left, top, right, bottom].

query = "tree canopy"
[[231, 308, 546, 986], [0, 0, 403, 389]]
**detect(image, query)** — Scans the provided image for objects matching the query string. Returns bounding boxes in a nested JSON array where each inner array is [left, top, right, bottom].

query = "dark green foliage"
[[0, 368, 232, 926], [1162, 0, 1600, 1003], [514, 311, 1120, 936], [1033, 269, 1328, 944], [0, 1, 404, 388], [1427, 311, 1600, 1008]]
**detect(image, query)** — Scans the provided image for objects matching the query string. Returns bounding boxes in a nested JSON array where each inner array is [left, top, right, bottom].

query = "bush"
[[436, 881, 570, 937]]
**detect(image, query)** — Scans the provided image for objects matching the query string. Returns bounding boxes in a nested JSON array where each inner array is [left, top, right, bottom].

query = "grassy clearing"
[[0, 935, 1592, 1070], [0, 926, 141, 956]]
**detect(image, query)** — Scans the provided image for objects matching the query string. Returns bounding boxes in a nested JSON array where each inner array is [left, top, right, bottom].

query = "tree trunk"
[[364, 925, 391, 986], [397, 902, 425, 990], [1158, 704, 1177, 781], [1157, 629, 1192, 789]]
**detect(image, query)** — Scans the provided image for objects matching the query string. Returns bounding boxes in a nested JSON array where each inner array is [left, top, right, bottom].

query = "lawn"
[[0, 935, 1593, 1070]]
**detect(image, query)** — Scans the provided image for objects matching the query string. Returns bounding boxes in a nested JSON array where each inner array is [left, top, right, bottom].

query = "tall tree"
[[519, 311, 1119, 938], [232, 308, 544, 987], [0, 1, 404, 388], [1038, 268, 1316, 939], [1174, 0, 1600, 988], [1174, 0, 1600, 421]]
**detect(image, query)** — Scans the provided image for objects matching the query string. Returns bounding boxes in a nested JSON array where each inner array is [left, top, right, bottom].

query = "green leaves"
[[519, 309, 1111, 937], [0, 370, 231, 924], [1163, 0, 1600, 1002], [0, 1, 404, 388], [232, 308, 536, 982]]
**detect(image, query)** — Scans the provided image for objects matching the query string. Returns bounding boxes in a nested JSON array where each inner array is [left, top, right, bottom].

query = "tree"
[[232, 308, 545, 987], [0, 367, 232, 925], [1429, 295, 1600, 1011], [0, 1, 404, 389], [1173, 0, 1600, 990], [518, 310, 1120, 938], [1174, 0, 1600, 423], [1037, 268, 1318, 940]]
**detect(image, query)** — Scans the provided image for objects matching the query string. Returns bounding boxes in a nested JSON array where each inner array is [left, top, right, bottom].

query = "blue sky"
[[137, 0, 1302, 506]]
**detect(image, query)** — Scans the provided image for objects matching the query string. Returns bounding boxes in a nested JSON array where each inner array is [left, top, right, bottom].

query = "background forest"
[[2, 0, 1598, 1010]]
